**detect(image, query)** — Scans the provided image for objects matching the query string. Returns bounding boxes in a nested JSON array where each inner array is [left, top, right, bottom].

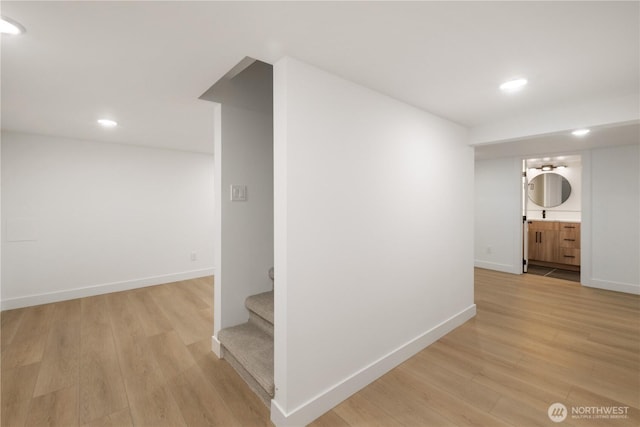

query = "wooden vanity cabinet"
[[557, 222, 581, 266], [528, 221, 558, 263], [528, 221, 581, 269]]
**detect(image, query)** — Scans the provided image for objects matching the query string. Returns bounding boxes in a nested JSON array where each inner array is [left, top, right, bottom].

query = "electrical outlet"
[[486, 246, 492, 254], [190, 251, 197, 261]]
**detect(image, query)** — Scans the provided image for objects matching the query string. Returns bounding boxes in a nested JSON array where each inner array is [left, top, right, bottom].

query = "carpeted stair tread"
[[218, 322, 274, 397], [245, 291, 274, 325]]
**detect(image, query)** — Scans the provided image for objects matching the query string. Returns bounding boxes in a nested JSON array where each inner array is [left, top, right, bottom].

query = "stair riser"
[[222, 346, 272, 407], [249, 312, 274, 337], [245, 291, 274, 325]]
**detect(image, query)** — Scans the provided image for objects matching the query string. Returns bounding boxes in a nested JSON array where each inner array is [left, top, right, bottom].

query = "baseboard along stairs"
[[218, 290, 274, 406]]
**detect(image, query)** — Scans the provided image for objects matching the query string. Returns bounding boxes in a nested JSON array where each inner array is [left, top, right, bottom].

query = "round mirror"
[[528, 173, 571, 208]]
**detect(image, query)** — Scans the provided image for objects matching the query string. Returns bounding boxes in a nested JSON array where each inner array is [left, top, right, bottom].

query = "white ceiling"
[[475, 121, 640, 160], [1, 1, 638, 154]]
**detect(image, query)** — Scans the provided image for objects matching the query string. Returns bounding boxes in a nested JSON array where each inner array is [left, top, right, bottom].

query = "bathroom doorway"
[[523, 154, 582, 282]]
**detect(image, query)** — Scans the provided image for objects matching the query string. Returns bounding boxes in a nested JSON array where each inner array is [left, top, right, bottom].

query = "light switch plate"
[[230, 184, 247, 201]]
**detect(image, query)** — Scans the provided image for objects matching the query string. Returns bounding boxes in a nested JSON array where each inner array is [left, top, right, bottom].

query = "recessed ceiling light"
[[0, 16, 26, 35], [499, 78, 528, 93], [571, 128, 590, 137], [97, 119, 118, 128]]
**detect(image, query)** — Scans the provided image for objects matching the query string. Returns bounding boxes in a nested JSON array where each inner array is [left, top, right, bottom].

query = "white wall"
[[1, 131, 215, 309], [526, 160, 582, 221], [272, 57, 475, 426], [474, 157, 523, 274], [585, 144, 639, 294], [475, 144, 639, 294]]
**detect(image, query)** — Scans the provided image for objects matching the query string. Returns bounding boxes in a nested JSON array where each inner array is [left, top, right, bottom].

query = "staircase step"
[[245, 291, 274, 325], [218, 322, 274, 405], [249, 311, 273, 337]]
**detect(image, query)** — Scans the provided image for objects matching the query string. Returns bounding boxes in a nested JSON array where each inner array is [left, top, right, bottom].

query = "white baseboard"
[[270, 304, 477, 427], [1, 268, 215, 310], [583, 278, 640, 295], [475, 260, 522, 275], [212, 335, 222, 358]]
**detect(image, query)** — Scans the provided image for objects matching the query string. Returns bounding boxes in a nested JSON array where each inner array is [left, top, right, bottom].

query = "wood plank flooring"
[[312, 269, 639, 427], [1, 277, 270, 427], [2, 269, 639, 426]]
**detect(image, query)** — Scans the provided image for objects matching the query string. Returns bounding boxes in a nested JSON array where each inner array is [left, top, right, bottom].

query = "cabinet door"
[[528, 232, 539, 260], [528, 228, 558, 262], [528, 225, 541, 260], [537, 230, 558, 262]]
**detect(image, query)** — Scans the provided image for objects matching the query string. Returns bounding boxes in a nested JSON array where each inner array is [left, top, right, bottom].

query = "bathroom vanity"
[[528, 221, 581, 270]]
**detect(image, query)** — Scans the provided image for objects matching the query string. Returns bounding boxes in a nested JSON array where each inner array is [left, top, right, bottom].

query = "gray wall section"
[[206, 59, 274, 332], [219, 104, 274, 328]]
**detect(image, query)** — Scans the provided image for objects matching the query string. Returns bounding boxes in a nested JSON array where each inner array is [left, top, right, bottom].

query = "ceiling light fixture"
[[0, 16, 26, 35], [97, 119, 118, 128], [499, 78, 528, 93], [571, 128, 590, 137]]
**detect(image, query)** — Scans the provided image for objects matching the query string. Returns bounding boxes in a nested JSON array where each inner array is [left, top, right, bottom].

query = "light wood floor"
[[1, 277, 271, 426], [2, 269, 639, 426]]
